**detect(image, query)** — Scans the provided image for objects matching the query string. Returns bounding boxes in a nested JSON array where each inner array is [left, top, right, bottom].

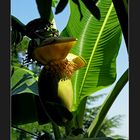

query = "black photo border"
[[129, 0, 140, 140], [0, 0, 10, 139]]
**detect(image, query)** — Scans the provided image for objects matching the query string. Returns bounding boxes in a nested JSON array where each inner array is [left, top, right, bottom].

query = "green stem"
[[75, 97, 87, 128], [65, 98, 87, 136], [52, 123, 61, 140], [86, 69, 128, 138]]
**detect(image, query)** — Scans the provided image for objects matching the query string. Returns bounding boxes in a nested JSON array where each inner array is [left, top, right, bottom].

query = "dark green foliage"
[[38, 132, 53, 140], [35, 0, 101, 21], [25, 39, 39, 64], [55, 0, 101, 20], [55, 0, 69, 14], [11, 16, 26, 47], [112, 0, 128, 48], [12, 93, 38, 125], [72, 0, 83, 20], [11, 66, 39, 125], [25, 18, 57, 39], [11, 15, 26, 35], [71, 128, 84, 136], [81, 0, 100, 20], [11, 121, 54, 140], [11, 29, 23, 46], [36, 0, 53, 22]]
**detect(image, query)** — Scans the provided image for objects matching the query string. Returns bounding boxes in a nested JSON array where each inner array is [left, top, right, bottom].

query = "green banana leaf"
[[11, 66, 38, 95], [52, 0, 59, 7], [11, 66, 39, 125], [61, 0, 122, 111]]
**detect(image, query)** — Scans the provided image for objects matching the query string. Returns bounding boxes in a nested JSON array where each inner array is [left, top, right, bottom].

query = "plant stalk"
[[75, 97, 87, 128], [86, 69, 128, 138]]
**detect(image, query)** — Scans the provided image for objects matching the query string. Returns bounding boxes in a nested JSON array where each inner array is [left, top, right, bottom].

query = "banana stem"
[[86, 69, 128, 137]]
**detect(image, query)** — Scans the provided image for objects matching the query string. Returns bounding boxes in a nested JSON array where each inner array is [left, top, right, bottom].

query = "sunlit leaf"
[[61, 0, 122, 111], [11, 66, 39, 124], [52, 0, 59, 7], [11, 66, 38, 95]]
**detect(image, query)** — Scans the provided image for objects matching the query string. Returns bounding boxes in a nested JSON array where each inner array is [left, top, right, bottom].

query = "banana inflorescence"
[[30, 37, 86, 126], [11, 18, 87, 126]]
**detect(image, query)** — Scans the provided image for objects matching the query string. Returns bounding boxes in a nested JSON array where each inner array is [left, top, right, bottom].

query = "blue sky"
[[11, 0, 129, 138]]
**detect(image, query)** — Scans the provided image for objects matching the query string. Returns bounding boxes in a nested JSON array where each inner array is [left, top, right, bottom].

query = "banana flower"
[[29, 37, 86, 125]]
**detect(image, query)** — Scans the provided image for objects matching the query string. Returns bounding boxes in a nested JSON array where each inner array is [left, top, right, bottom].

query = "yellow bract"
[[32, 37, 77, 65], [66, 53, 86, 70], [58, 53, 86, 111], [58, 79, 73, 111], [33, 37, 86, 112]]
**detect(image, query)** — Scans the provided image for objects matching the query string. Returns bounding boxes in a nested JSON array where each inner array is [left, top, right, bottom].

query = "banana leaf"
[[11, 66, 38, 95], [61, 0, 122, 111], [11, 66, 49, 125]]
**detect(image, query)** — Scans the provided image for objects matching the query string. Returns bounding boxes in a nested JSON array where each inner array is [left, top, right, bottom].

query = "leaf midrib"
[[73, 15, 93, 104]]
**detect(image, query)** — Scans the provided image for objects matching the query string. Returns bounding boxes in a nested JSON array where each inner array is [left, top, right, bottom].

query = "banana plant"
[[11, 0, 128, 139]]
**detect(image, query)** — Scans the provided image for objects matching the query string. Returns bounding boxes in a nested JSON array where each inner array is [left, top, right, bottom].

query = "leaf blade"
[[61, 0, 122, 111]]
